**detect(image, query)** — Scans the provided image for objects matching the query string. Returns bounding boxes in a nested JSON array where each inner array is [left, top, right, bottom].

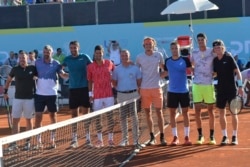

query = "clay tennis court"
[[127, 108, 250, 167], [0, 106, 250, 167]]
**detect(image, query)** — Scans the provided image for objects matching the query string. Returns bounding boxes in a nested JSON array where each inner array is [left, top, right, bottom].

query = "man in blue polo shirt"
[[112, 49, 142, 147], [34, 45, 66, 149]]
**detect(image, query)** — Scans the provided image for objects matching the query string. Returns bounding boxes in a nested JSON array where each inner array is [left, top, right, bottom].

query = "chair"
[[57, 84, 69, 108]]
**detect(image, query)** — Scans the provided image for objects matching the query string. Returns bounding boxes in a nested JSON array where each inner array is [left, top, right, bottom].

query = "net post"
[[0, 139, 4, 167]]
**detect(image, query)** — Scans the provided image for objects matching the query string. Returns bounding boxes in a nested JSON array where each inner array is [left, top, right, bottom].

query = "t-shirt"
[[213, 53, 238, 94], [62, 53, 92, 89], [87, 60, 114, 99], [112, 64, 142, 91], [109, 48, 120, 66], [164, 56, 191, 93], [35, 58, 62, 95], [136, 51, 164, 89], [241, 69, 250, 82], [9, 65, 37, 99], [191, 48, 215, 84]]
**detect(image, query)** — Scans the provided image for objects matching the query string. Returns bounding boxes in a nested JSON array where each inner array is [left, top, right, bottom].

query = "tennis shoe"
[[184, 136, 192, 146], [7, 142, 19, 151], [85, 140, 93, 147], [160, 137, 167, 146], [196, 135, 204, 145], [96, 140, 104, 148], [209, 137, 216, 145], [49, 143, 57, 149], [171, 136, 179, 146], [70, 140, 78, 148], [231, 136, 238, 145], [108, 140, 115, 147], [146, 137, 156, 146], [220, 136, 229, 146], [33, 143, 43, 150], [23, 141, 31, 151], [119, 140, 129, 146], [134, 142, 146, 149]]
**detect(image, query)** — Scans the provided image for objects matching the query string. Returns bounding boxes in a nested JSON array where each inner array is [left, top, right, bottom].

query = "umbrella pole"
[[189, 13, 196, 50]]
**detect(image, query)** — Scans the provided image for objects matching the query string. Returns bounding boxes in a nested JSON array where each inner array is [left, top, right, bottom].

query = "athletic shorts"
[[216, 92, 236, 109], [35, 94, 57, 112], [93, 97, 114, 111], [167, 92, 190, 108], [140, 88, 163, 109], [12, 98, 35, 119], [69, 87, 90, 109], [192, 84, 215, 104]]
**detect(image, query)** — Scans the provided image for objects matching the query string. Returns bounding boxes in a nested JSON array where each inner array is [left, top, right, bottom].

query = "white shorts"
[[12, 98, 35, 119], [93, 97, 114, 111]]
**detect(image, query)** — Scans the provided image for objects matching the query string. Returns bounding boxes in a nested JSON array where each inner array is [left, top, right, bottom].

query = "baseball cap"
[[212, 40, 224, 47]]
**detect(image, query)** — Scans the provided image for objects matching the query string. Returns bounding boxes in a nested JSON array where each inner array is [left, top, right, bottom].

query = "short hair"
[[120, 49, 130, 56], [143, 36, 157, 46], [44, 45, 53, 52], [18, 50, 26, 54], [94, 45, 104, 52], [170, 41, 180, 47], [69, 41, 80, 47], [197, 33, 207, 39], [29, 51, 35, 55]]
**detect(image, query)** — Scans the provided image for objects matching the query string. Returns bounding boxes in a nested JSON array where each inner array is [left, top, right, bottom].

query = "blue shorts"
[[35, 94, 58, 112]]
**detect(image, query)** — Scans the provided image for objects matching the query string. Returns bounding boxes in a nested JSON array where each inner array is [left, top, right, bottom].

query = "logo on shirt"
[[223, 62, 227, 64]]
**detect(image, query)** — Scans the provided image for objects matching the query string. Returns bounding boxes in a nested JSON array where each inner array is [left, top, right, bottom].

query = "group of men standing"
[[3, 33, 243, 151]]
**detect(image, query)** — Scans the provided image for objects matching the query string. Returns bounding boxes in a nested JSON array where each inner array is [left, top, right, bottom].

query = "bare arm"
[[234, 68, 244, 96], [112, 79, 117, 88], [3, 76, 13, 99]]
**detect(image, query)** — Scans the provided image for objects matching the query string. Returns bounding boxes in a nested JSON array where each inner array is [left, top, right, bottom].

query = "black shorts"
[[216, 92, 236, 109], [35, 94, 58, 112], [69, 87, 90, 109], [167, 92, 190, 108]]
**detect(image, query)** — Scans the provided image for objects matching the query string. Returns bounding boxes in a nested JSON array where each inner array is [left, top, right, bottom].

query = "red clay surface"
[[126, 108, 250, 167], [1, 106, 250, 167]]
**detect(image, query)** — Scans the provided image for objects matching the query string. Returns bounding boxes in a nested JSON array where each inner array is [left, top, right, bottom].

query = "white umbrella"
[[161, 0, 219, 32]]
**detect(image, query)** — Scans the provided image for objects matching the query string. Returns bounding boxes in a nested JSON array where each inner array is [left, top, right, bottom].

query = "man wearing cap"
[[213, 39, 243, 145], [191, 33, 217, 145]]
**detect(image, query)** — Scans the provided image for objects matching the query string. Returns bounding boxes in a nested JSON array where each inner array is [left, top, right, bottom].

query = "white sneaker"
[[70, 140, 78, 148], [119, 140, 129, 146]]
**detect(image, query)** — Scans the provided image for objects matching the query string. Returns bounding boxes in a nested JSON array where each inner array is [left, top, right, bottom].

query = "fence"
[[0, 0, 249, 29]]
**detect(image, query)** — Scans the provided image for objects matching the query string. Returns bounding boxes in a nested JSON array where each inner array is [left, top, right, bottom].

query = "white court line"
[[214, 147, 250, 151]]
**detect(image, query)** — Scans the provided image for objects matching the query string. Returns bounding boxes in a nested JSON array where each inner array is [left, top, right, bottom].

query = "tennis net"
[[0, 95, 169, 167]]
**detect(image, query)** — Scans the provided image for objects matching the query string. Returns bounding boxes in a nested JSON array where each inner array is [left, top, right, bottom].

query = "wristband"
[[237, 80, 243, 87], [89, 91, 93, 97], [4, 89, 8, 94]]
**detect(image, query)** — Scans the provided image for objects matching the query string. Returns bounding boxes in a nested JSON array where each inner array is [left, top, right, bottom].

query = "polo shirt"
[[35, 58, 62, 95], [87, 60, 114, 99], [112, 64, 141, 91], [62, 53, 92, 89], [9, 65, 37, 99]]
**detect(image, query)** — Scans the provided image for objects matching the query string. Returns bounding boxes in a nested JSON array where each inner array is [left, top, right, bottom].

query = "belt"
[[117, 89, 137, 94]]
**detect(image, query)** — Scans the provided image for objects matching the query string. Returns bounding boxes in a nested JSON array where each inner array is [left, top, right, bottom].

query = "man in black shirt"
[[4, 50, 37, 151], [213, 40, 243, 146]]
